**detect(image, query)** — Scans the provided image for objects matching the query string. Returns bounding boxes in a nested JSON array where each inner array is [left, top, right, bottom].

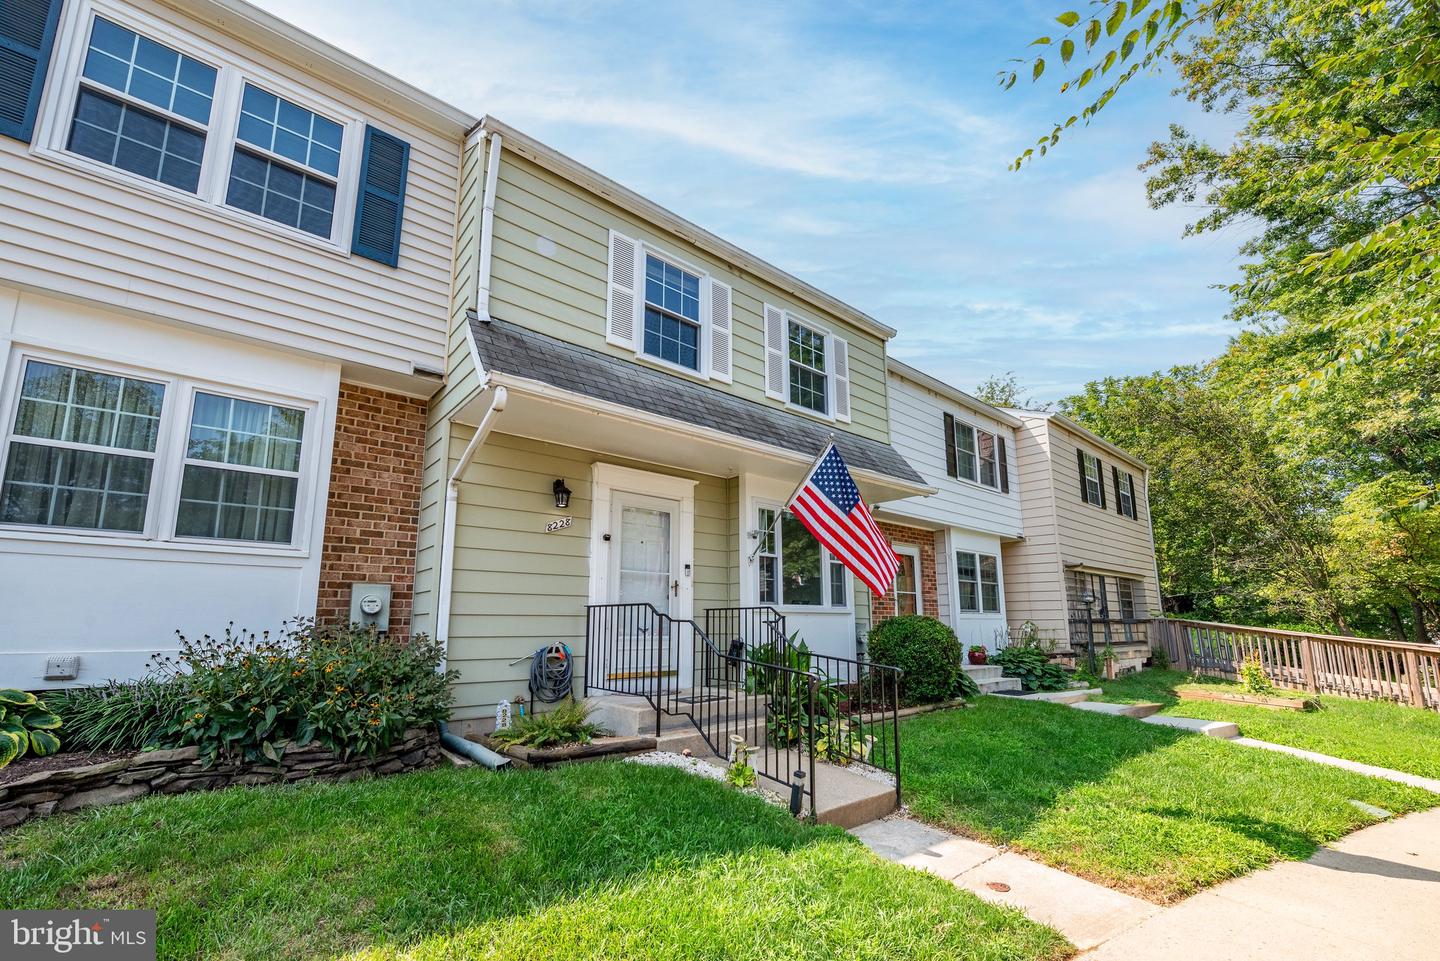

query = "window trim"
[[1081, 451, 1103, 506], [32, 0, 366, 255], [786, 315, 830, 417], [1117, 470, 1137, 519], [0, 347, 321, 555], [754, 501, 851, 612], [954, 549, 1002, 615], [891, 543, 922, 617], [638, 249, 706, 376]]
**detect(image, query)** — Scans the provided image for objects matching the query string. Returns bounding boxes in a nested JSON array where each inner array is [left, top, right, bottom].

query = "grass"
[[0, 762, 1069, 961], [1096, 668, 1440, 779], [899, 696, 1439, 903]]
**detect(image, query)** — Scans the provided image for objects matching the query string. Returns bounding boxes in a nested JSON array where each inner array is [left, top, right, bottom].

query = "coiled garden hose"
[[529, 642, 574, 703]]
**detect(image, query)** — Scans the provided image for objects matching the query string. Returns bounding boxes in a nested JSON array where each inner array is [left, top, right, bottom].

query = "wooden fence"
[[1151, 618, 1440, 711]]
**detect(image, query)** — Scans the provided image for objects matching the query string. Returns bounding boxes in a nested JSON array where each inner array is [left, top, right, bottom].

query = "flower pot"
[[968, 649, 988, 665]]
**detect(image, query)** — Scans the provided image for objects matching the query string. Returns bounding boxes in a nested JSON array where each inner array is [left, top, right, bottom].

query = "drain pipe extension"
[[438, 721, 511, 770]]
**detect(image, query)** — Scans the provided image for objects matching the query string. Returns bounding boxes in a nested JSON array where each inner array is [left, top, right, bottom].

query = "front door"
[[606, 491, 685, 686]]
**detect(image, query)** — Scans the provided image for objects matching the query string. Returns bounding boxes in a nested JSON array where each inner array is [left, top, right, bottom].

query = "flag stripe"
[[792, 489, 890, 589], [785, 443, 899, 597], [794, 484, 892, 582]]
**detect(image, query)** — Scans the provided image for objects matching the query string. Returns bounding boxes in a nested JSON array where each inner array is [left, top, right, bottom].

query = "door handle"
[[672, 579, 680, 597]]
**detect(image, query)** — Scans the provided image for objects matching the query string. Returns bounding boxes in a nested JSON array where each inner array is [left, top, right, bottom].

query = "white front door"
[[605, 490, 689, 686]]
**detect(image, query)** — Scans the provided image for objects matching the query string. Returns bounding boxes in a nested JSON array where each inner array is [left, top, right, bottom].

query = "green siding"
[[444, 429, 737, 724], [487, 152, 892, 443]]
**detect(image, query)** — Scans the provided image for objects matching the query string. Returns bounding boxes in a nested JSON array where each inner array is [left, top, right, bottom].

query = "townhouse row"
[[1, 0, 1161, 729]]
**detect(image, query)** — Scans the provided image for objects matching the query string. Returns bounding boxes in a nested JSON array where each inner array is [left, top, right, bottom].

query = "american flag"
[[787, 444, 900, 597]]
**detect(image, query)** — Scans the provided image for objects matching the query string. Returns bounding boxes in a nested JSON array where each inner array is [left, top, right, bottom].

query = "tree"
[[1018, 0, 1440, 639], [973, 372, 1053, 411], [1010, 0, 1440, 379]]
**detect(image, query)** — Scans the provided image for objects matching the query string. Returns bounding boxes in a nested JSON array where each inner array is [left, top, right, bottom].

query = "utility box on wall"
[[348, 583, 393, 634]]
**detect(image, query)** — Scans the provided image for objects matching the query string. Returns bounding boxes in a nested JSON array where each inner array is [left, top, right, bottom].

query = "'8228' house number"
[[545, 516, 573, 533]]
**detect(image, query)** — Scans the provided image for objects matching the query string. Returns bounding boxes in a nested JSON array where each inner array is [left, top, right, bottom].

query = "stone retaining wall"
[[0, 728, 441, 829]]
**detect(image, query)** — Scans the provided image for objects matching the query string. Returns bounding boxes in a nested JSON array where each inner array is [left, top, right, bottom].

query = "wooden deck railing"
[[1151, 618, 1440, 711]]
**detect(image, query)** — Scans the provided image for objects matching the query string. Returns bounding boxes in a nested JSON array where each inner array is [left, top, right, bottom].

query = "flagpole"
[[747, 435, 836, 563]]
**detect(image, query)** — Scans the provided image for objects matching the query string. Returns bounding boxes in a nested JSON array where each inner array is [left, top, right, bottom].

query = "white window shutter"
[[606, 230, 640, 349], [709, 278, 733, 383], [831, 335, 851, 422], [763, 303, 786, 400]]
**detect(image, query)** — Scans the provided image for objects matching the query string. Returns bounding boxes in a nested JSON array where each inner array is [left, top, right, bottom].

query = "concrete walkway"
[[850, 817, 1160, 951], [1083, 807, 1440, 960], [1233, 736, 1440, 794]]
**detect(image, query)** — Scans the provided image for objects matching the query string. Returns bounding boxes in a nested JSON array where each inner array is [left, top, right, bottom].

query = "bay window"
[[0, 355, 313, 548], [755, 505, 848, 608]]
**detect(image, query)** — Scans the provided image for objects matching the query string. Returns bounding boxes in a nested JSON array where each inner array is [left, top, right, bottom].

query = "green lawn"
[[1, 762, 1069, 961], [899, 697, 1438, 903], [1096, 668, 1440, 779]]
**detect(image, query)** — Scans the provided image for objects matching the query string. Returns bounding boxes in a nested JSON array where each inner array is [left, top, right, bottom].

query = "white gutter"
[[436, 386, 508, 651], [472, 130, 503, 323]]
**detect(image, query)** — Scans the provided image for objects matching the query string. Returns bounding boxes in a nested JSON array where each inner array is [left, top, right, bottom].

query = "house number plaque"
[[544, 516, 573, 533]]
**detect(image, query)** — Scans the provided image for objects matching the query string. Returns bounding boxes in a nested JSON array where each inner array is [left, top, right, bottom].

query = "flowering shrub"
[[152, 620, 454, 767]]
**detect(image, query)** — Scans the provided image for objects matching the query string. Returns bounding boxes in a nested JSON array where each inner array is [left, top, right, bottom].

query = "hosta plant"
[[0, 689, 63, 769]]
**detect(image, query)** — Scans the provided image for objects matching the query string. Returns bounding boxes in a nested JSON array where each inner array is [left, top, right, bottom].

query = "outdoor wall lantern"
[[552, 479, 572, 510]]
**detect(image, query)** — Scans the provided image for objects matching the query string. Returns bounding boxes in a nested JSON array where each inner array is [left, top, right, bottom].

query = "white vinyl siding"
[[3, 0, 460, 381]]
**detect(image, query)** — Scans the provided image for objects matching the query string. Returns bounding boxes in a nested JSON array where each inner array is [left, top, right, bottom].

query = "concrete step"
[[1015, 687, 1102, 705], [961, 663, 1005, 681], [759, 760, 897, 828], [1071, 700, 1164, 719], [1140, 713, 1239, 738], [976, 676, 1023, 695]]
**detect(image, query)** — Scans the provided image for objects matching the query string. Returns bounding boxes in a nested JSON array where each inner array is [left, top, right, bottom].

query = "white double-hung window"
[[35, 1, 368, 250], [763, 305, 851, 423], [606, 232, 733, 382], [0, 355, 315, 548], [955, 551, 1002, 614]]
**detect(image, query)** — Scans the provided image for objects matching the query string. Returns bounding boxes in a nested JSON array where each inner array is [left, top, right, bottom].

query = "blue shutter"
[[0, 0, 64, 143], [351, 125, 410, 267]]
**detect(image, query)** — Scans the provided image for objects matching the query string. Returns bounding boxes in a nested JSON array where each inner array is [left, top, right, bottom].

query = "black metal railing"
[[704, 606, 904, 807], [585, 603, 818, 818]]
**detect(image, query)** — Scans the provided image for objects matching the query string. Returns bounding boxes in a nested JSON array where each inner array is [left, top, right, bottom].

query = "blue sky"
[[259, 0, 1248, 403]]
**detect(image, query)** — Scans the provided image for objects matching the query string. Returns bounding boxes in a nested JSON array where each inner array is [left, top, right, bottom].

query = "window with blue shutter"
[[351, 125, 409, 267], [0, 0, 64, 143]]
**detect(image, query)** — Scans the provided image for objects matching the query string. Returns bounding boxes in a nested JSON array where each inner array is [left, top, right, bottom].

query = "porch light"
[[552, 479, 572, 510]]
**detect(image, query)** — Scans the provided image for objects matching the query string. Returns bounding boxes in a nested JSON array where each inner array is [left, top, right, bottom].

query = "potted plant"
[[967, 644, 988, 665]]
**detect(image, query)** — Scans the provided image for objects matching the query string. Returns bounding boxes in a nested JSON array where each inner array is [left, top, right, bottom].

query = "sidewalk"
[[1082, 806, 1440, 960], [850, 817, 1160, 951]]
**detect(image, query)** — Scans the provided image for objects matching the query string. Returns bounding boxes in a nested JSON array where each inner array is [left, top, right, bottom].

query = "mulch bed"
[[0, 750, 137, 787]]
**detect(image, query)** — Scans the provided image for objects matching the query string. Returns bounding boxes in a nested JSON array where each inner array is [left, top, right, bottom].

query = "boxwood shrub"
[[866, 616, 977, 705]]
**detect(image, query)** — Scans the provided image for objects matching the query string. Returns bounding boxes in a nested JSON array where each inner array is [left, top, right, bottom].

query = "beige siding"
[[882, 372, 1021, 537], [1046, 421, 1163, 614], [1, 0, 460, 381], [444, 430, 736, 724], [1002, 414, 1162, 646], [1001, 417, 1068, 640], [485, 152, 891, 443]]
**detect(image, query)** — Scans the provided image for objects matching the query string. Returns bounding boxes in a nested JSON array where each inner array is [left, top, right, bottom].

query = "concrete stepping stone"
[[1072, 700, 1164, 719], [1140, 714, 1239, 738]]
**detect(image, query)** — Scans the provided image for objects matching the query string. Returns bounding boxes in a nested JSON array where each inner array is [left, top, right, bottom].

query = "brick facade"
[[870, 521, 940, 623], [315, 383, 427, 637]]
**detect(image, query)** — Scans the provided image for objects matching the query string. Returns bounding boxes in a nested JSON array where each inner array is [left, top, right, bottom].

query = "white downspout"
[[473, 129, 502, 323], [437, 386, 508, 653], [438, 126, 506, 660]]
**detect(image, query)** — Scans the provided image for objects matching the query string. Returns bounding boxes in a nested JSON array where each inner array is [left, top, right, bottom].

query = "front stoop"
[[586, 692, 898, 827], [962, 663, 1023, 695]]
